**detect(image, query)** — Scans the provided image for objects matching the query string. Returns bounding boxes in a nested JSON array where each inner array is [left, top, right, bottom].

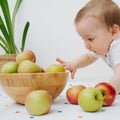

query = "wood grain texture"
[[0, 72, 69, 104]]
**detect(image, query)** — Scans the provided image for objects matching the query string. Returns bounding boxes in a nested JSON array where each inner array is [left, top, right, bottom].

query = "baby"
[[56, 0, 120, 94]]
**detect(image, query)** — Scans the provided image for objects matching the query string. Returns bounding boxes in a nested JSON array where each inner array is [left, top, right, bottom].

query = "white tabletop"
[[0, 78, 120, 120]]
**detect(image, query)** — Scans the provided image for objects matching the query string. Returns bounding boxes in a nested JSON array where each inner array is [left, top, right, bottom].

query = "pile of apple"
[[66, 82, 116, 112], [1, 50, 66, 116], [1, 50, 65, 74], [1, 50, 39, 73]]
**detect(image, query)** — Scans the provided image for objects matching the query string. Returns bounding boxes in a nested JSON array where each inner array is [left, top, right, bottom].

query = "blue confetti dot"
[[64, 102, 68, 104], [69, 84, 73, 86], [101, 109, 105, 112], [57, 110, 62, 113], [29, 116, 34, 119]]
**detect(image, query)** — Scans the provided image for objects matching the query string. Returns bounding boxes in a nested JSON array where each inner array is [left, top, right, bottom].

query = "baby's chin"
[[93, 51, 104, 55]]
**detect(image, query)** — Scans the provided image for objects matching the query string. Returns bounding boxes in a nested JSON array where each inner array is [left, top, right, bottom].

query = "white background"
[[1, 0, 120, 80]]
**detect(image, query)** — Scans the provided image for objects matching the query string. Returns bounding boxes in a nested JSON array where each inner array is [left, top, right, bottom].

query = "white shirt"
[[90, 33, 120, 69]]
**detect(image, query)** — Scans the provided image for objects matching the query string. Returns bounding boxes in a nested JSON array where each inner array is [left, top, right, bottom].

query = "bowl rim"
[[0, 72, 69, 76]]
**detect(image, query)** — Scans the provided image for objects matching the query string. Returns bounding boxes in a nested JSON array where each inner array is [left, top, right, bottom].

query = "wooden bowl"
[[0, 72, 69, 104]]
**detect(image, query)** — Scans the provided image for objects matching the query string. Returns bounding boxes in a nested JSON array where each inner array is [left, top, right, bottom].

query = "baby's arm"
[[109, 64, 120, 94], [71, 53, 97, 69], [56, 52, 97, 79]]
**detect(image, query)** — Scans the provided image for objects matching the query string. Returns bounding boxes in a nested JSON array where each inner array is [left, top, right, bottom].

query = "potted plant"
[[0, 0, 30, 70]]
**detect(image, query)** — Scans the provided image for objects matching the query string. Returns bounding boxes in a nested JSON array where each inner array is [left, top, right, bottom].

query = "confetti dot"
[[101, 109, 105, 112], [57, 110, 62, 113], [64, 102, 68, 104], [4, 104, 9, 106], [69, 84, 73, 86], [78, 115, 83, 118], [29, 116, 34, 119], [16, 111, 20, 113]]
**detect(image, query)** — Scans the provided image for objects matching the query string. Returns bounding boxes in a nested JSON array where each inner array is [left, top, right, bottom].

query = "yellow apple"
[[16, 50, 36, 64], [17, 60, 40, 73], [25, 90, 52, 116], [46, 64, 65, 72]]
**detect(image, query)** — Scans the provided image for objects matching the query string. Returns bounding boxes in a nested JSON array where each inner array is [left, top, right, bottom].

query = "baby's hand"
[[56, 57, 72, 70], [56, 57, 76, 79], [56, 57, 67, 68]]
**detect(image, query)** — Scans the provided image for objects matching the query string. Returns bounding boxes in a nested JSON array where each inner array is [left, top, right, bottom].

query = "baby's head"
[[74, 0, 120, 30], [74, 0, 120, 55]]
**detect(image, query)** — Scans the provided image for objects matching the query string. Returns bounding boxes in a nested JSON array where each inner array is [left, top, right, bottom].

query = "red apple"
[[40, 67, 45, 73], [66, 85, 86, 105], [16, 50, 36, 64], [95, 82, 116, 106]]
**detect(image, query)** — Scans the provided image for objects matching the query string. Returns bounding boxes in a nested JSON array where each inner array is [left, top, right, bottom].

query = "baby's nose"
[[85, 43, 92, 50]]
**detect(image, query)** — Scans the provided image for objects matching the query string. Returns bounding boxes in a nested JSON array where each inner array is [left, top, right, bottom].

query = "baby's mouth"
[[93, 51, 99, 54]]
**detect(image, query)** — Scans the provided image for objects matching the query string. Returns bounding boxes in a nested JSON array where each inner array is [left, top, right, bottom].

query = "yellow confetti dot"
[[4, 104, 9, 106], [78, 115, 83, 118]]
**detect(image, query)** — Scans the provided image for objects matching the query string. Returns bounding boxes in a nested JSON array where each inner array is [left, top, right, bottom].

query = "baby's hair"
[[74, 0, 120, 29]]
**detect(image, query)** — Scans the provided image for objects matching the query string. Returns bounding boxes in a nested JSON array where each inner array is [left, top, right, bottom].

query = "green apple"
[[46, 64, 65, 72], [17, 60, 40, 73], [1, 62, 18, 73], [25, 90, 52, 116], [78, 87, 103, 112]]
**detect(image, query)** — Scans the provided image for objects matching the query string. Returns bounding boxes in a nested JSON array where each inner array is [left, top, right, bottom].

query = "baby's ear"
[[110, 24, 120, 39]]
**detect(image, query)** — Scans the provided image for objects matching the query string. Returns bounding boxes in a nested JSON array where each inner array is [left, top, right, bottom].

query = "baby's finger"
[[71, 70, 76, 79], [56, 57, 65, 64], [64, 66, 69, 70]]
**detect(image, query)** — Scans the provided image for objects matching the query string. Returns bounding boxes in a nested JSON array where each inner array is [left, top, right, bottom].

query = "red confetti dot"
[[16, 111, 20, 113]]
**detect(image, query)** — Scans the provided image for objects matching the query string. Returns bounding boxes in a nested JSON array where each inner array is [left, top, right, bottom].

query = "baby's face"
[[75, 16, 113, 55]]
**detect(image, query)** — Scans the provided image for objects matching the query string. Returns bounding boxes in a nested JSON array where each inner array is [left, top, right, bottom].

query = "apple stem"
[[95, 95, 103, 101]]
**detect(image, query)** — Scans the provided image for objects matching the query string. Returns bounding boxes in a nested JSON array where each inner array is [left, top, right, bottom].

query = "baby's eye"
[[88, 38, 94, 41]]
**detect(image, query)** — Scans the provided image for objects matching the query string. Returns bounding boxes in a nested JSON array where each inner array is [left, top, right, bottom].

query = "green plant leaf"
[[0, 0, 16, 53], [0, 16, 13, 53], [0, 35, 9, 53], [0, 35, 9, 50], [0, 0, 29, 54], [0, 0, 14, 41], [12, 0, 22, 30], [21, 21, 30, 52], [0, 16, 10, 43], [0, 43, 9, 53]]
